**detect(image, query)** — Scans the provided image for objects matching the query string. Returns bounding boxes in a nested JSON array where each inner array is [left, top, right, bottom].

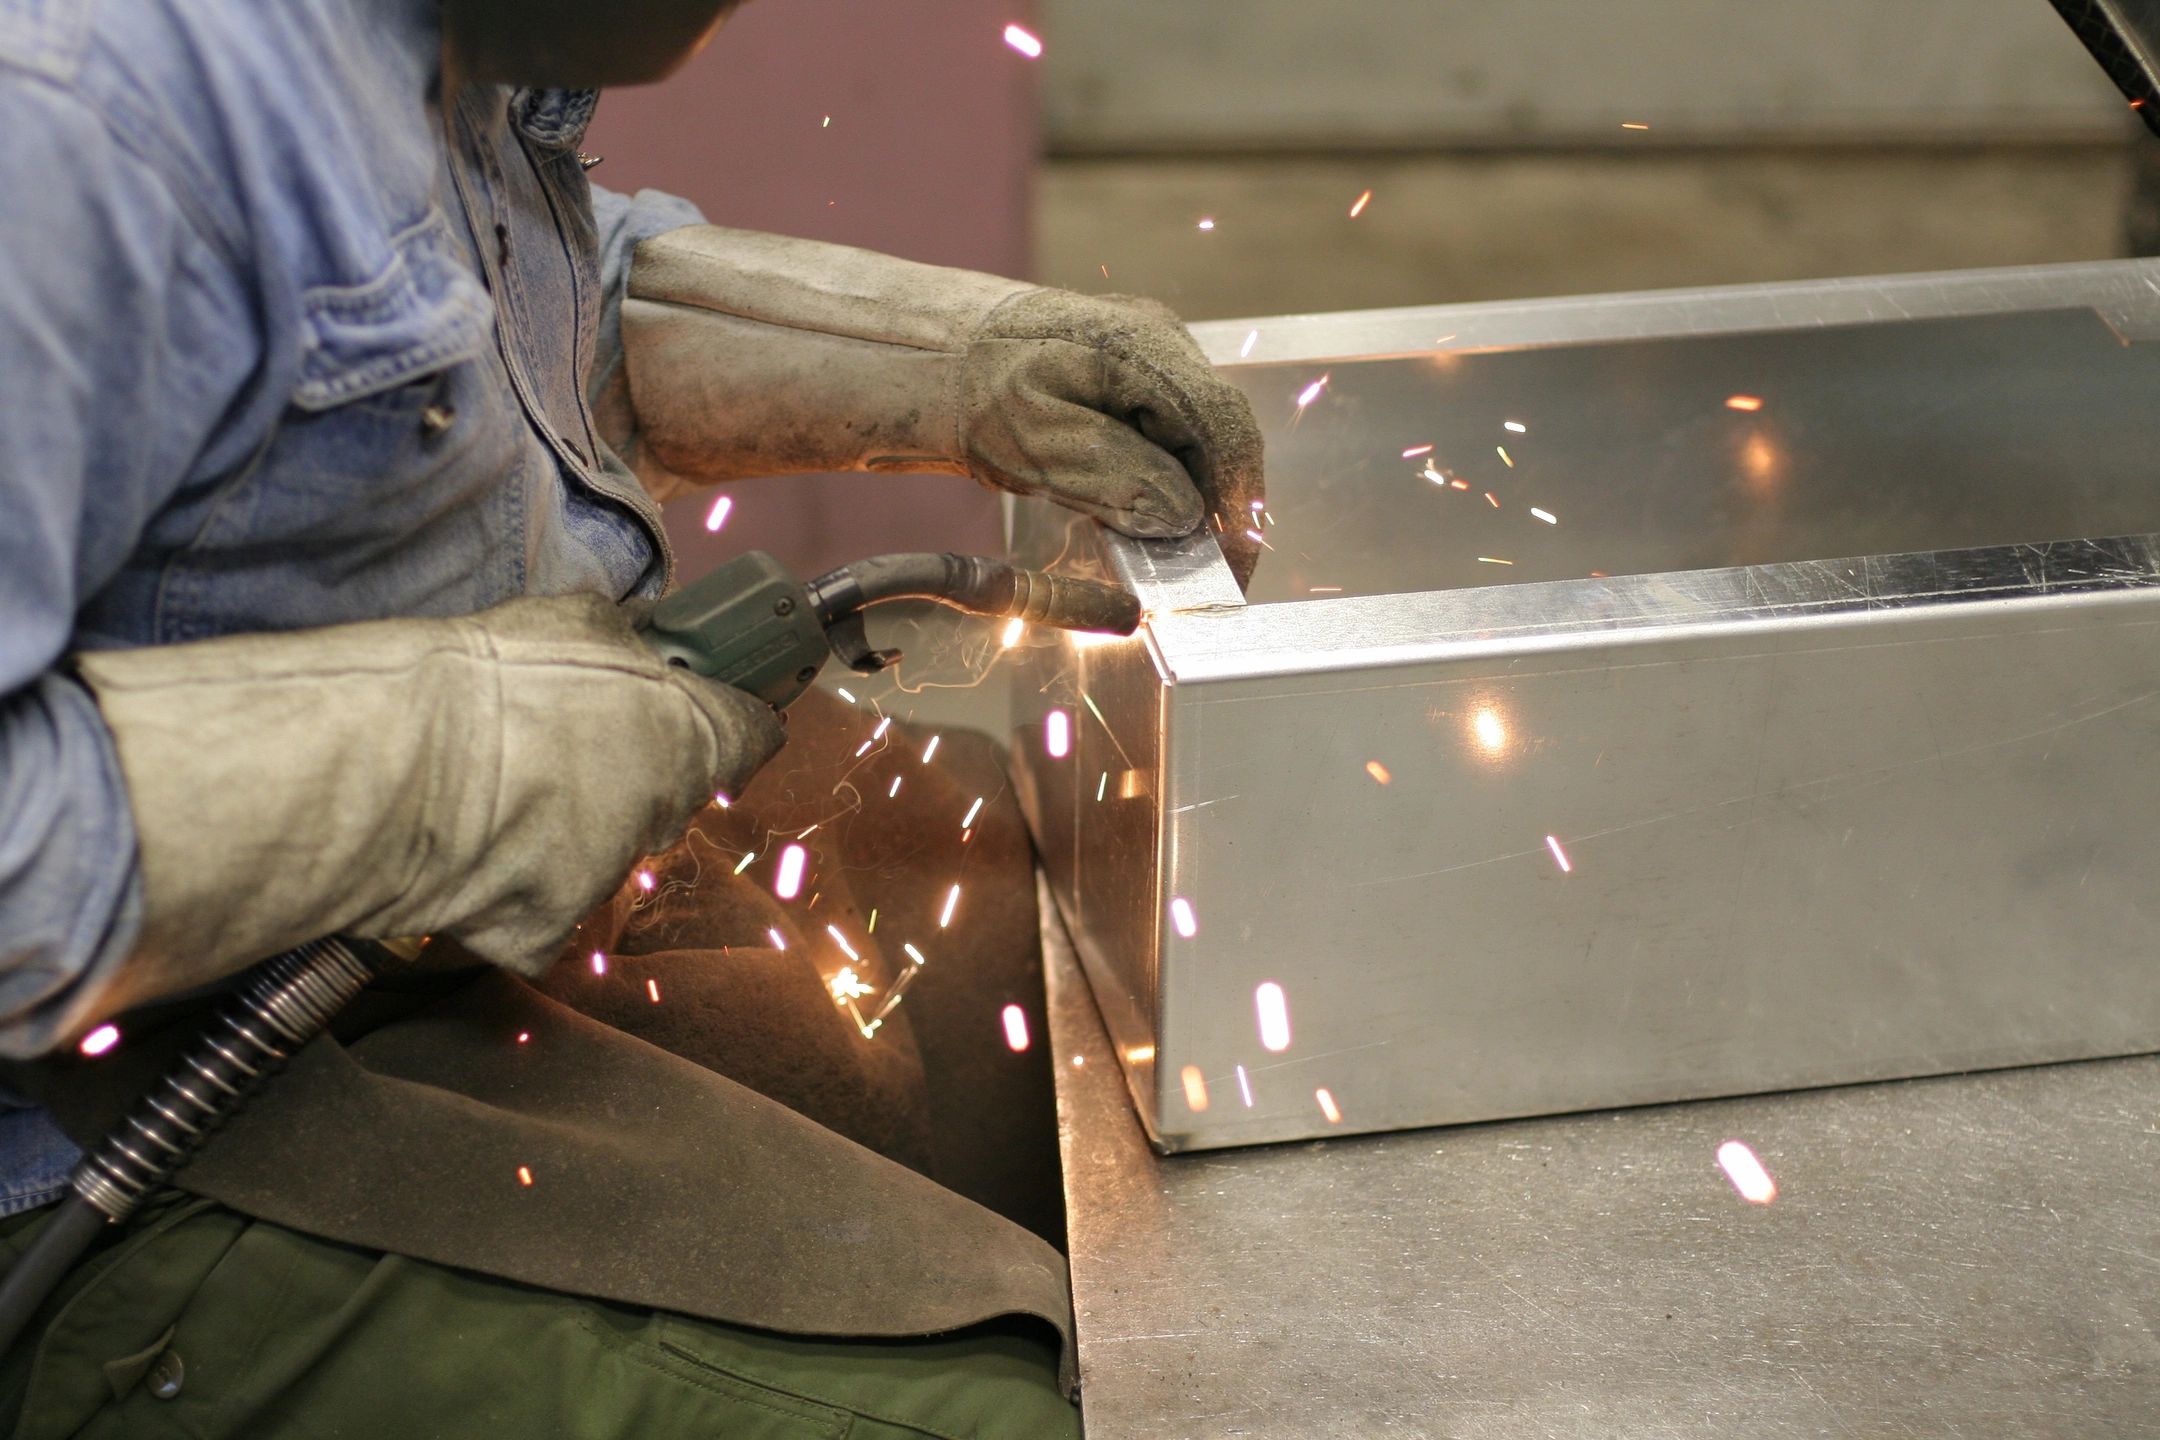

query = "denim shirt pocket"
[[293, 206, 494, 412]]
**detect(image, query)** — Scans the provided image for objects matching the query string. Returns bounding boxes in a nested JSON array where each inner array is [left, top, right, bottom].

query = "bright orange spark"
[[1364, 760, 1392, 785], [1348, 189, 1372, 218], [1725, 394, 1764, 412]]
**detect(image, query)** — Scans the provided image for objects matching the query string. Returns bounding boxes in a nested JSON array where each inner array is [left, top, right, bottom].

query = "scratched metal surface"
[[1045, 892, 2160, 1439]]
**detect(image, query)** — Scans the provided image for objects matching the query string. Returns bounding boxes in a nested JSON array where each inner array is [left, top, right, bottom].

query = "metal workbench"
[[1044, 885, 2160, 1438]]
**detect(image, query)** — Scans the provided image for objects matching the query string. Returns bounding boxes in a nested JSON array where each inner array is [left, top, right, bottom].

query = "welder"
[[0, 0, 1261, 1432]]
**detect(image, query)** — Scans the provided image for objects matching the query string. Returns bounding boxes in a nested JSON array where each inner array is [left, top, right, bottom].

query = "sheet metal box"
[[1012, 260, 2160, 1152]]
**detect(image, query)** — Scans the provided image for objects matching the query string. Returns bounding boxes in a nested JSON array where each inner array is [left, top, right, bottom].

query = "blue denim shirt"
[[0, 0, 706, 1212]]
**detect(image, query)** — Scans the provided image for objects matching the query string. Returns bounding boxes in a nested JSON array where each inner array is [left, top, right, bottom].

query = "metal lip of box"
[[1011, 258, 2160, 1154]]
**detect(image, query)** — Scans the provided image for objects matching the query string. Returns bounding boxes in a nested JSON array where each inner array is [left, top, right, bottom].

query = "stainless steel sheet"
[[1012, 259, 2160, 1152]]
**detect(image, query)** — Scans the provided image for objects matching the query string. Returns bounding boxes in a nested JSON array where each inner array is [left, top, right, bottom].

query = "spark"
[[1315, 1088, 1343, 1124], [1348, 188, 1372, 218], [703, 494, 733, 532], [1002, 22, 1043, 57], [1450, 479, 1469, 491], [1181, 1065, 1212, 1111], [1485, 492, 1500, 508], [1472, 708, 1508, 754], [1001, 1004, 1032, 1051], [830, 967, 874, 1002], [854, 739, 874, 757], [1365, 760, 1392, 785], [867, 908, 877, 932], [1096, 771, 1108, 802], [1496, 445, 1514, 467], [1503, 420, 1526, 433], [766, 927, 786, 950], [1044, 708, 1072, 758], [888, 775, 903, 798], [1422, 463, 1447, 486], [1256, 982, 1293, 1051], [775, 844, 808, 900], [903, 942, 927, 966], [1240, 329, 1259, 358], [1245, 527, 1264, 542], [1434, 333, 1457, 344], [1621, 121, 1650, 130], [1000, 618, 1025, 648], [1295, 374, 1330, 409], [1717, 1139, 1778, 1203], [713, 792, 731, 809], [517, 1031, 531, 1044], [961, 797, 986, 828], [1235, 1064, 1254, 1107], [1196, 217, 1216, 231], [517, 1165, 535, 1187], [922, 735, 941, 764], [1545, 834, 1573, 873], [939, 883, 961, 929], [1477, 556, 1514, 566], [590, 951, 608, 976], [872, 716, 892, 739], [733, 850, 757, 875], [1169, 896, 1198, 938], [822, 114, 831, 127], [1073, 1055, 1085, 1067], [1724, 394, 1764, 412], [1531, 507, 1557, 525], [1126, 1045, 1157, 1063], [635, 869, 655, 892], [78, 1024, 120, 1058], [1309, 585, 1343, 594], [836, 687, 857, 703], [826, 924, 860, 961], [1401, 444, 1433, 459], [646, 978, 661, 1003]]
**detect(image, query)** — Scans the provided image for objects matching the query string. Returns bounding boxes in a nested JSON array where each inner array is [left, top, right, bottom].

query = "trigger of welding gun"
[[639, 550, 1142, 710]]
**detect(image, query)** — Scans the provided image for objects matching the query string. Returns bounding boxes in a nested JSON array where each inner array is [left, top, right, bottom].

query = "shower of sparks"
[[1169, 896, 1198, 938], [702, 494, 733, 532], [1496, 445, 1514, 467], [830, 967, 874, 1003], [1401, 444, 1433, 459], [1181, 1065, 1212, 1111], [903, 942, 927, 966], [517, 1165, 535, 1187], [1503, 420, 1526, 433], [1485, 492, 1500, 508], [1472, 708, 1508, 754], [1001, 1004, 1032, 1052], [1002, 22, 1043, 57], [872, 716, 892, 740], [1717, 1140, 1778, 1203], [1365, 760, 1392, 785], [1235, 1064, 1254, 1107], [1000, 618, 1025, 648], [646, 978, 661, 1004], [1256, 982, 1293, 1051], [960, 798, 986, 830], [766, 927, 786, 950], [1530, 506, 1557, 524], [854, 738, 874, 757], [836, 687, 857, 704], [1450, 479, 1470, 491], [590, 951, 608, 976], [1725, 394, 1764, 412], [775, 844, 808, 900], [516, 1031, 530, 1044], [1045, 707, 1072, 758], [1621, 120, 1650, 130], [939, 883, 962, 929], [1295, 374, 1329, 409], [888, 775, 903, 798], [1240, 329, 1259, 358], [636, 869, 655, 892], [733, 850, 757, 875], [1545, 834, 1573, 873], [1348, 188, 1372, 217], [1196, 217, 1216, 231], [1477, 556, 1514, 566], [1315, 1088, 1344, 1124], [922, 735, 941, 763], [826, 924, 860, 962], [1096, 771, 1108, 802], [78, 1024, 120, 1058], [1422, 463, 1447, 486]]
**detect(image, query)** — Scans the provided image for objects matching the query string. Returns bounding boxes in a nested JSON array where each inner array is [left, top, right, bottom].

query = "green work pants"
[[0, 1197, 1080, 1439]]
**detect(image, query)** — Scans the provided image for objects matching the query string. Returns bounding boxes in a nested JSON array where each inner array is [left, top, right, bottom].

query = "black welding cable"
[[807, 554, 1142, 636]]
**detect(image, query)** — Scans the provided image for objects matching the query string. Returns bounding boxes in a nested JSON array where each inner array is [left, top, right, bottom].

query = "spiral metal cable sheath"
[[0, 935, 390, 1355]]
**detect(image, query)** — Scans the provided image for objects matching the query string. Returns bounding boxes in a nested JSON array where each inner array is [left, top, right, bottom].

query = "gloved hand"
[[611, 226, 1268, 586], [72, 593, 783, 1020]]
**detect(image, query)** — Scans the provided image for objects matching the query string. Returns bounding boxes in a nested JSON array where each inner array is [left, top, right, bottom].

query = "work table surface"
[[1043, 896, 2160, 1438]]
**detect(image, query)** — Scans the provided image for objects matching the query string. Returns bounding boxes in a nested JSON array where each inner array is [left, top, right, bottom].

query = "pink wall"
[[586, 1, 1040, 582]]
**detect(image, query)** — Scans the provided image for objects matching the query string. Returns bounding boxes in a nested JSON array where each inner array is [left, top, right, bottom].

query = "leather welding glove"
[[71, 593, 783, 1022], [611, 226, 1268, 586]]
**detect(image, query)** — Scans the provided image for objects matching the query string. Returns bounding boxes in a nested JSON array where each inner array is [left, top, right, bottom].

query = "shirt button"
[[147, 1348, 185, 1400]]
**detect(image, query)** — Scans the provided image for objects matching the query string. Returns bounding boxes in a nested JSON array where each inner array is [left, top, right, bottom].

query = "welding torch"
[[0, 550, 1139, 1352]]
